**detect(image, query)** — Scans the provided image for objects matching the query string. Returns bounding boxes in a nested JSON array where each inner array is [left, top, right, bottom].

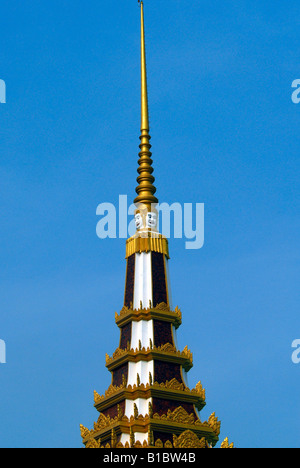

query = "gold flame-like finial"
[[134, 1, 158, 212]]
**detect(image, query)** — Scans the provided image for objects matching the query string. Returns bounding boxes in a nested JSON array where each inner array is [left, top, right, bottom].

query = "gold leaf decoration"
[[174, 306, 182, 318], [92, 413, 119, 434], [154, 302, 170, 311], [199, 437, 207, 448], [105, 384, 122, 398], [153, 406, 195, 425], [193, 381, 206, 400], [130, 427, 135, 448], [148, 401, 153, 418], [85, 438, 100, 449], [80, 424, 91, 440], [164, 440, 173, 448], [117, 404, 123, 420], [221, 437, 234, 448], [164, 377, 186, 391], [111, 429, 117, 448], [207, 412, 221, 437], [155, 439, 163, 447], [94, 390, 103, 404], [176, 430, 205, 448], [148, 430, 154, 447], [158, 343, 177, 353], [134, 403, 139, 419]]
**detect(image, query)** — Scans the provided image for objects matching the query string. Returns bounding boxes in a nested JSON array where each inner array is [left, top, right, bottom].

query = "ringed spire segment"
[[134, 0, 158, 213]]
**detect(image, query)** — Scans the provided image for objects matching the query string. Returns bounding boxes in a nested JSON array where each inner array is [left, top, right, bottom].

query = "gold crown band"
[[125, 232, 169, 259]]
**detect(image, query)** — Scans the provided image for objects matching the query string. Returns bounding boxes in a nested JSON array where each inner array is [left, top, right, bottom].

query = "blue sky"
[[0, 0, 299, 448]]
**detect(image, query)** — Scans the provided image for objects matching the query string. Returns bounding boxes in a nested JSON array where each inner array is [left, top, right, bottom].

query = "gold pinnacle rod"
[[134, 1, 158, 211], [140, 1, 149, 132]]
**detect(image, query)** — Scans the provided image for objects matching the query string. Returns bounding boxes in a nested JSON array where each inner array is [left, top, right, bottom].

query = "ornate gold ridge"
[[125, 232, 169, 259], [93, 378, 206, 412], [83, 431, 234, 449], [80, 405, 222, 448], [81, 402, 234, 449], [115, 302, 181, 328], [105, 343, 193, 372], [94, 379, 205, 404]]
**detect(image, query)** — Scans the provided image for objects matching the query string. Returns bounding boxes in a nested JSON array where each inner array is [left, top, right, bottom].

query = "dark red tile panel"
[[152, 398, 196, 417], [153, 320, 174, 347], [112, 363, 128, 387], [124, 255, 135, 307], [102, 400, 126, 419], [152, 252, 167, 306], [154, 361, 183, 384], [119, 322, 132, 350]]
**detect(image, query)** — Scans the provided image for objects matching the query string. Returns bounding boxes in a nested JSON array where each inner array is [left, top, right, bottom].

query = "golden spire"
[[140, 1, 149, 133], [134, 1, 158, 212]]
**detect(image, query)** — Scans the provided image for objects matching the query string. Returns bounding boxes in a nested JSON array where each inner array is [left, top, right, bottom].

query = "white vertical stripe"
[[124, 397, 152, 418], [120, 433, 130, 446], [131, 320, 154, 350], [127, 360, 154, 387], [133, 252, 153, 310], [134, 432, 148, 444], [120, 432, 148, 446]]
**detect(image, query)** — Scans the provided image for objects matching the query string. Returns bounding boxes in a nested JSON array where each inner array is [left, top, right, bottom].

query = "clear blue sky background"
[[0, 0, 299, 448]]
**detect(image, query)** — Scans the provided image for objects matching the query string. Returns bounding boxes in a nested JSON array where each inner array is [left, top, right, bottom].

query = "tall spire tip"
[[134, 0, 158, 212]]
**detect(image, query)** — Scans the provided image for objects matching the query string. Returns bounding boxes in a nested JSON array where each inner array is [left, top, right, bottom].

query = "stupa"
[[80, 2, 233, 449]]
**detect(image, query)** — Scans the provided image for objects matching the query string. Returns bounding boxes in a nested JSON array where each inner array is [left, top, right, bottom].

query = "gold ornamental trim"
[[125, 232, 169, 259], [82, 431, 232, 449], [83, 430, 211, 449], [80, 405, 220, 448], [173, 431, 207, 449], [94, 378, 206, 412], [115, 302, 182, 329], [207, 412, 221, 437], [105, 343, 193, 372], [220, 437, 235, 448]]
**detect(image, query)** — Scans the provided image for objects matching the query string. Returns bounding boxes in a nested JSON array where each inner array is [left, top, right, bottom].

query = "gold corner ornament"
[[173, 431, 206, 449], [126, 231, 169, 258], [220, 437, 235, 448]]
